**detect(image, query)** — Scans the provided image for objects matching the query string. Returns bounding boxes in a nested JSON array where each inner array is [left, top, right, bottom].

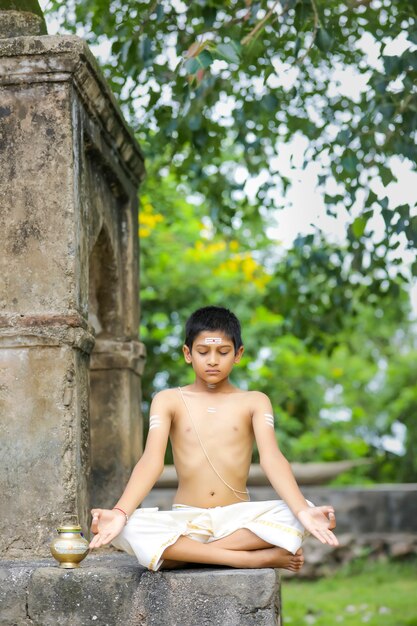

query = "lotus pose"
[[89, 306, 338, 571]]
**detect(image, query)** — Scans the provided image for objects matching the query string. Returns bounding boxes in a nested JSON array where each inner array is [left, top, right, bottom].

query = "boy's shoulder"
[[152, 388, 180, 402], [243, 389, 272, 405], [227, 388, 272, 408], [234, 388, 270, 399]]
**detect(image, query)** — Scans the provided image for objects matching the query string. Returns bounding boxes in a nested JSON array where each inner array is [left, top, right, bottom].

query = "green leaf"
[[351, 216, 367, 238], [120, 40, 132, 64], [198, 49, 214, 68], [379, 166, 396, 187], [261, 93, 279, 112], [156, 4, 164, 22], [378, 103, 395, 120], [315, 28, 333, 53], [382, 55, 403, 75], [341, 153, 358, 175], [405, 50, 417, 71], [215, 41, 242, 64], [374, 78, 389, 95], [381, 209, 393, 228], [184, 50, 213, 74], [405, 216, 417, 246], [408, 29, 417, 45], [336, 129, 351, 144], [185, 50, 213, 74], [139, 36, 153, 64], [187, 115, 202, 131], [380, 197, 389, 210]]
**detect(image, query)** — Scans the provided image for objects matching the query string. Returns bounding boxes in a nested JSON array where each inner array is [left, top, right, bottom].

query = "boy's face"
[[183, 330, 244, 385]]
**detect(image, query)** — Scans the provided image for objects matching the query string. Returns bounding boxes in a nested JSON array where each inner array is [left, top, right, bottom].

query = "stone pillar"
[[90, 339, 146, 509], [0, 31, 145, 557]]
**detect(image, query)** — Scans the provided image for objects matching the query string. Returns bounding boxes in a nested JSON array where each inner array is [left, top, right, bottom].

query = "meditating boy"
[[89, 306, 338, 571]]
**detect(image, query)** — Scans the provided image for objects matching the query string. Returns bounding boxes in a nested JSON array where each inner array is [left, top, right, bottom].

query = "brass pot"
[[50, 525, 89, 568]]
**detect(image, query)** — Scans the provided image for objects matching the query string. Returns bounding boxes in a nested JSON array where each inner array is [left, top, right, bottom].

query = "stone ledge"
[[0, 554, 281, 626], [90, 339, 147, 376]]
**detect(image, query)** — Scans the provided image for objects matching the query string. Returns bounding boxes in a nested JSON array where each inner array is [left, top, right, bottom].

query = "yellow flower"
[[185, 240, 227, 261], [214, 252, 271, 291], [139, 202, 164, 237]]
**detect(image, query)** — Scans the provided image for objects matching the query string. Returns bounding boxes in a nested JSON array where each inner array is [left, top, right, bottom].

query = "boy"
[[89, 306, 338, 571]]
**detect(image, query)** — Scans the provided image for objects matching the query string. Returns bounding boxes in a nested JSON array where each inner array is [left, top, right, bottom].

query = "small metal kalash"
[[50, 517, 90, 568]]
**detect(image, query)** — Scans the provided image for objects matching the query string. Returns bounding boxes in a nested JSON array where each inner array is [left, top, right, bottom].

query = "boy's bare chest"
[[171, 400, 253, 445]]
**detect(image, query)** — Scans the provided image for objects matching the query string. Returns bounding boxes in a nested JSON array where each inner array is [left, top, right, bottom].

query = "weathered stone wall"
[[0, 35, 145, 557]]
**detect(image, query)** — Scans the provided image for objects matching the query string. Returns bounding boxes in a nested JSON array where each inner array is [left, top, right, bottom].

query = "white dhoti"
[[111, 500, 309, 571]]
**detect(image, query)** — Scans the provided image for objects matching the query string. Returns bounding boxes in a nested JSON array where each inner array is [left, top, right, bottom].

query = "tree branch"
[[295, 0, 320, 65], [136, 0, 159, 40], [240, 0, 281, 46]]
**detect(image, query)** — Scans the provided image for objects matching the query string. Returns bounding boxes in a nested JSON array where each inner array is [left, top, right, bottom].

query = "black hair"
[[184, 306, 243, 353]]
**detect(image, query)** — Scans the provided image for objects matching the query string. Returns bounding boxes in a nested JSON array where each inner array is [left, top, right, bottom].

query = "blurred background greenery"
[[138, 167, 417, 482], [43, 0, 417, 483]]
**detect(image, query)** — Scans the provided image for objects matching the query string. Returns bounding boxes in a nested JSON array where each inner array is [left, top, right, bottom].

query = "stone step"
[[0, 553, 281, 626]]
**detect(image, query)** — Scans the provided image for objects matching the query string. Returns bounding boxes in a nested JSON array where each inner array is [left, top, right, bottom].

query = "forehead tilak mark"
[[204, 337, 223, 344]]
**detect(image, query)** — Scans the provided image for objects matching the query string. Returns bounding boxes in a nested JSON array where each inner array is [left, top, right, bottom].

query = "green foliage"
[[138, 164, 416, 479], [46, 0, 417, 272], [44, 1, 417, 480]]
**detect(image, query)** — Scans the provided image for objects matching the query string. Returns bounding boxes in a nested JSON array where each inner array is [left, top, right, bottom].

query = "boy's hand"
[[88, 508, 126, 549], [297, 505, 339, 546]]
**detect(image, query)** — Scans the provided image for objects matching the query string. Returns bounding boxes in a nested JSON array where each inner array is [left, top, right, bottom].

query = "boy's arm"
[[252, 392, 338, 546], [89, 390, 172, 548], [112, 390, 173, 516]]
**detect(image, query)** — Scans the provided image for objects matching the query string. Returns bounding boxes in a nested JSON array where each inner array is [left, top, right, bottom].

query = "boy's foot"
[[251, 547, 304, 571]]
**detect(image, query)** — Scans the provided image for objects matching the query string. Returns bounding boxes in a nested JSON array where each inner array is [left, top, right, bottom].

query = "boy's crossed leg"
[[161, 528, 304, 571]]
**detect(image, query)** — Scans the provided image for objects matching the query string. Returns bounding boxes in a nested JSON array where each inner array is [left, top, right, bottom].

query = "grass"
[[282, 558, 417, 626]]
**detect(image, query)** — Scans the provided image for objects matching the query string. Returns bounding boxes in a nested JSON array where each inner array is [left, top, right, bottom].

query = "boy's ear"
[[234, 345, 244, 363], [183, 344, 193, 363]]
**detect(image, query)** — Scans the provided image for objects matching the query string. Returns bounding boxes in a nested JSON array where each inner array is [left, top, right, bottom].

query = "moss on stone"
[[0, 1, 47, 35], [0, 0, 44, 16]]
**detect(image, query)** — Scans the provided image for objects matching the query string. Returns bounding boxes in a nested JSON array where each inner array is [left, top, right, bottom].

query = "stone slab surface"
[[0, 554, 281, 626]]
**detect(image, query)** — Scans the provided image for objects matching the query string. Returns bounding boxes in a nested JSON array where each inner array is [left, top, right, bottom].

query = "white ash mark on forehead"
[[204, 337, 223, 344]]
